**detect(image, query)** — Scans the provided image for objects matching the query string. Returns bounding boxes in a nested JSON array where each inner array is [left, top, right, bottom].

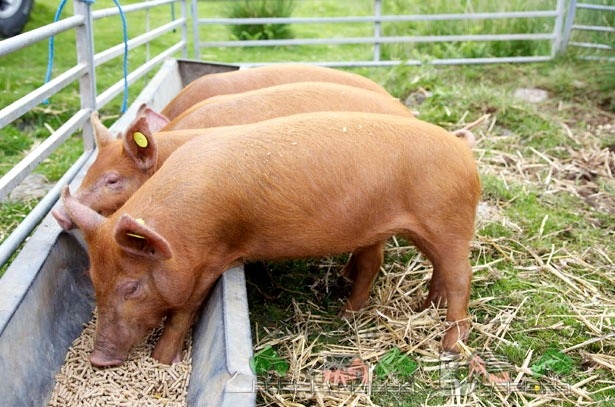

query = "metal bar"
[[0, 16, 84, 57], [576, 3, 615, 12], [572, 24, 615, 33], [579, 56, 615, 62], [191, 0, 200, 59], [0, 109, 90, 203], [91, 0, 176, 19], [0, 64, 87, 128], [200, 33, 555, 48], [198, 10, 560, 26], [145, 0, 151, 62], [180, 0, 188, 59], [93, 19, 185, 67], [373, 0, 381, 63], [569, 41, 614, 50], [74, 0, 97, 151], [238, 55, 553, 69], [96, 42, 185, 108], [561, 0, 577, 52], [0, 149, 93, 269], [427, 56, 553, 65]]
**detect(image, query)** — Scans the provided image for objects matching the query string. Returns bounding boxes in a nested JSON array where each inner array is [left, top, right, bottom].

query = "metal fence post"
[[73, 0, 96, 151], [373, 0, 381, 62], [191, 0, 200, 59], [552, 0, 568, 56], [180, 0, 188, 58], [561, 0, 577, 53]]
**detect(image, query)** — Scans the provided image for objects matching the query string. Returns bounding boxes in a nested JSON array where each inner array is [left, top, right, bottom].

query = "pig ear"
[[61, 186, 105, 235], [136, 103, 148, 115], [140, 105, 170, 133], [114, 214, 173, 260], [90, 111, 116, 147], [122, 116, 158, 172]]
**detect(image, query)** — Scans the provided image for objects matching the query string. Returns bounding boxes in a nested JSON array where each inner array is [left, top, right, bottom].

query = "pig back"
[[121, 112, 480, 259], [163, 82, 413, 131], [160, 64, 391, 120]]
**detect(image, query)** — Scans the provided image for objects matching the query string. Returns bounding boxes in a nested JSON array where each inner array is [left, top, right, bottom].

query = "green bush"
[[226, 0, 295, 41]]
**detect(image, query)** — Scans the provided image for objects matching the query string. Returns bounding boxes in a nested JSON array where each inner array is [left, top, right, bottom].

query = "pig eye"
[[105, 173, 123, 191], [122, 281, 141, 299], [106, 174, 120, 186]]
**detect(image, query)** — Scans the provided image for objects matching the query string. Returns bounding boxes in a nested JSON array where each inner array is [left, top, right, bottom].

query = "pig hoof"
[[337, 298, 368, 319], [442, 340, 462, 354], [441, 320, 470, 352], [152, 346, 182, 365], [337, 308, 352, 319], [337, 302, 357, 319]]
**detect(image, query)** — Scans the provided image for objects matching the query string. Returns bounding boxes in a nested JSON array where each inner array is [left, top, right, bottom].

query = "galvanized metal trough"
[[0, 59, 257, 406]]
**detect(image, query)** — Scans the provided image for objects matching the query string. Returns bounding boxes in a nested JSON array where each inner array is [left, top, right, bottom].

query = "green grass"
[[1, 0, 615, 405]]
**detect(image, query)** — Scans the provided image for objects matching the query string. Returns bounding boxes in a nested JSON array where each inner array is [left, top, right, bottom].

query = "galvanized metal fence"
[[563, 0, 615, 61], [0, 0, 188, 267], [193, 0, 576, 67]]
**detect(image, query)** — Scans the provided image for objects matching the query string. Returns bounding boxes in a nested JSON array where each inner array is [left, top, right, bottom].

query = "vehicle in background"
[[0, 0, 33, 37]]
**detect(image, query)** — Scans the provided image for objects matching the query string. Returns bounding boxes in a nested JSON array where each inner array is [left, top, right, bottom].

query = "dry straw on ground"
[[47, 310, 192, 407]]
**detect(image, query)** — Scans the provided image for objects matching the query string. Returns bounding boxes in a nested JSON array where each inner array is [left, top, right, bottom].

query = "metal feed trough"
[[0, 59, 257, 406]]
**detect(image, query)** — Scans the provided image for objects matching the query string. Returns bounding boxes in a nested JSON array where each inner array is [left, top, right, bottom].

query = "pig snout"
[[52, 206, 76, 231], [90, 348, 126, 367], [89, 335, 131, 367]]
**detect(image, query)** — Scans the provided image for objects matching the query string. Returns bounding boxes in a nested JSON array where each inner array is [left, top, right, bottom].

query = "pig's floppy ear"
[[61, 186, 105, 235], [123, 116, 158, 172], [90, 111, 116, 147], [114, 214, 173, 260]]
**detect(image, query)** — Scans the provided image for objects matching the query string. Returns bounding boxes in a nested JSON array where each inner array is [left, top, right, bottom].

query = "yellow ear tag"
[[127, 218, 146, 239], [133, 132, 148, 148]]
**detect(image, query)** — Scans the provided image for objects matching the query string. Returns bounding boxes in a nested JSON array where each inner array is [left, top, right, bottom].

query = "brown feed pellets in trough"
[[47, 310, 192, 406]]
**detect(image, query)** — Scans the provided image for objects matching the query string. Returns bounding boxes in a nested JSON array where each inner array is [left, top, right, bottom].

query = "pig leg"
[[409, 233, 472, 352], [442, 261, 472, 351], [152, 308, 198, 364], [152, 267, 223, 364], [339, 240, 386, 315], [424, 268, 447, 309], [439, 255, 472, 351]]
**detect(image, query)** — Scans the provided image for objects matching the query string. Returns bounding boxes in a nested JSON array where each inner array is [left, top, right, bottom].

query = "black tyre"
[[0, 0, 33, 38]]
